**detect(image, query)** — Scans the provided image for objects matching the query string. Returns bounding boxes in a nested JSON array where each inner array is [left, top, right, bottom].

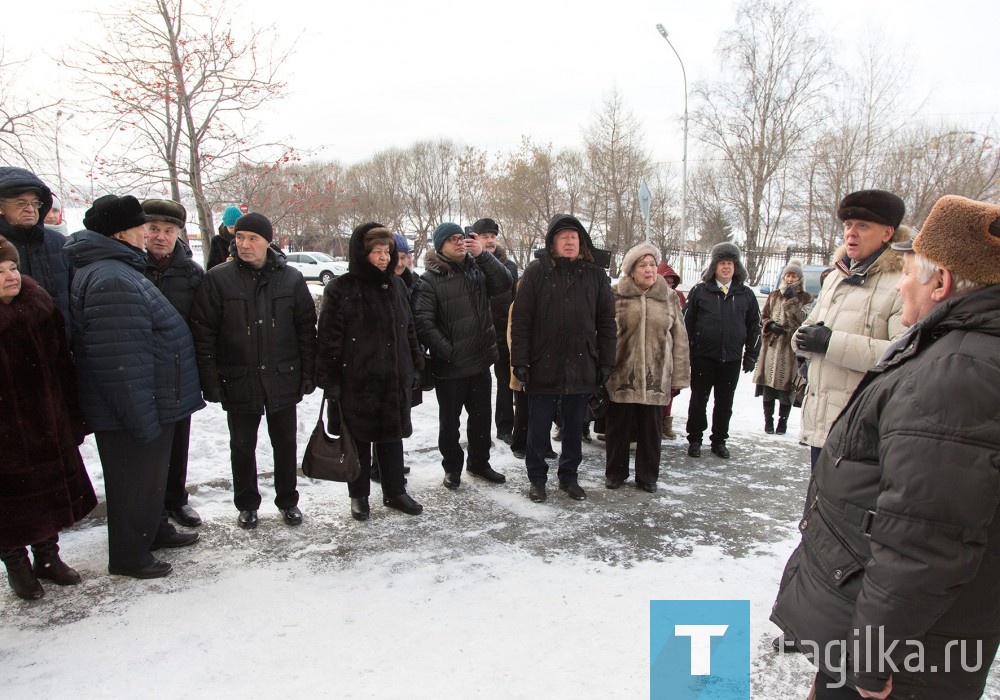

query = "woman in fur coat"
[[0, 237, 96, 600], [604, 243, 690, 492], [752, 260, 812, 434]]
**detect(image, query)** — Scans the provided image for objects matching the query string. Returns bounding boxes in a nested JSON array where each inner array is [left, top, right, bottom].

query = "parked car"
[[759, 263, 829, 297], [285, 251, 348, 285]]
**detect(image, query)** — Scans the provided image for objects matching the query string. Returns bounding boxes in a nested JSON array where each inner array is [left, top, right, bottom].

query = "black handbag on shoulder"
[[301, 396, 361, 482]]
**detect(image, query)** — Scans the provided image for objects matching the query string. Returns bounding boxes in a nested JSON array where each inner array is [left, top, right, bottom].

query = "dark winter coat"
[[0, 277, 96, 549], [509, 213, 616, 395], [64, 231, 204, 442], [144, 239, 204, 323], [771, 284, 1000, 698], [412, 247, 511, 380], [684, 273, 761, 364], [0, 167, 72, 337], [206, 225, 233, 270], [190, 247, 317, 414], [315, 223, 423, 443], [489, 245, 519, 334]]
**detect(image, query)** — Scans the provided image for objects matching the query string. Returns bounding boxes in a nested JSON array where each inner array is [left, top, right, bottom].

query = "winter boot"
[[662, 415, 676, 440], [776, 403, 791, 435], [31, 534, 81, 585], [1, 547, 44, 600], [764, 400, 775, 434]]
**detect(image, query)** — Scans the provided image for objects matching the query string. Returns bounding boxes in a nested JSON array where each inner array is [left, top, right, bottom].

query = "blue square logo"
[[650, 600, 750, 699]]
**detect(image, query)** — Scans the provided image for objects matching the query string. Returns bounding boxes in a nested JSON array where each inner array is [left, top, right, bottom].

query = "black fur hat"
[[837, 189, 905, 229], [83, 195, 149, 236], [701, 242, 748, 284]]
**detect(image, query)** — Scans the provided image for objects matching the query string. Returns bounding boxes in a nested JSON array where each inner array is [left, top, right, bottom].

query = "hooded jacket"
[[509, 213, 616, 395], [206, 223, 234, 270], [657, 262, 686, 308], [771, 284, 1000, 698], [315, 223, 423, 443], [411, 243, 512, 380], [798, 236, 905, 447], [190, 246, 317, 414], [64, 230, 204, 441], [0, 167, 72, 336]]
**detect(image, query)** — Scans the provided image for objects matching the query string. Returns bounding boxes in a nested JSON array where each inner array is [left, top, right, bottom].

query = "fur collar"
[[0, 276, 53, 330], [423, 251, 469, 276], [614, 274, 674, 302]]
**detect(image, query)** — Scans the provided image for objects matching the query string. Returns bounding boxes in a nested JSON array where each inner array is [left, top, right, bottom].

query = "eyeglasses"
[[1, 198, 44, 211], [445, 234, 465, 245]]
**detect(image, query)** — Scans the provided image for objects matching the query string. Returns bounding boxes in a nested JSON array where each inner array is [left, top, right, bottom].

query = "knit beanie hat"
[[472, 218, 500, 235], [909, 195, 1000, 286], [393, 232, 411, 254], [0, 235, 19, 265], [222, 206, 243, 227], [838, 190, 905, 229], [83, 194, 149, 236], [782, 258, 804, 280], [433, 222, 464, 252], [234, 212, 273, 242], [621, 242, 659, 277], [142, 198, 187, 227]]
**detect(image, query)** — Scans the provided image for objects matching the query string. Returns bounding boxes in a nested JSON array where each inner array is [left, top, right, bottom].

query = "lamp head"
[[656, 24, 668, 39]]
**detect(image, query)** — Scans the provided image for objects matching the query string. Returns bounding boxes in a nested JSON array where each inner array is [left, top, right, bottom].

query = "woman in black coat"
[[0, 237, 97, 600], [316, 223, 424, 521]]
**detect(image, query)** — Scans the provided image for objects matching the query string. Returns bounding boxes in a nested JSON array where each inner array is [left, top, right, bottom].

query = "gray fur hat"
[[621, 242, 659, 277], [782, 258, 804, 280]]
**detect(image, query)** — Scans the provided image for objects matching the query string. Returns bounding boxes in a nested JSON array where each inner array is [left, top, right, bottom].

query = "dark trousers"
[[526, 394, 587, 484], [686, 357, 741, 445], [812, 671, 860, 698], [434, 370, 492, 474], [811, 446, 823, 470], [605, 402, 664, 484], [511, 390, 529, 452], [493, 338, 515, 436], [349, 441, 406, 499], [95, 423, 175, 572], [227, 406, 299, 511], [163, 415, 192, 510]]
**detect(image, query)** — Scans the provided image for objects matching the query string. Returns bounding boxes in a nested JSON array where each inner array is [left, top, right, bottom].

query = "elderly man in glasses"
[[0, 167, 73, 337]]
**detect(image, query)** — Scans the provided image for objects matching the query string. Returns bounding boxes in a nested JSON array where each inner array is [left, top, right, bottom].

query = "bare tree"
[[400, 140, 461, 261], [693, 0, 833, 282], [0, 48, 61, 169]]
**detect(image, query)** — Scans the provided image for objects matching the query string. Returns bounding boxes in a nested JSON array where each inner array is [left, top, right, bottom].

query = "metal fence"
[[659, 246, 833, 288]]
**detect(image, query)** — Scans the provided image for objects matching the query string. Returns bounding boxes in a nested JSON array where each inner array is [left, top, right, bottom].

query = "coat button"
[[833, 569, 843, 580], [799, 519, 808, 530]]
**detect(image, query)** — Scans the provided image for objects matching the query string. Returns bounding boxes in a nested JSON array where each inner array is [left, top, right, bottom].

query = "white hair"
[[911, 252, 985, 296]]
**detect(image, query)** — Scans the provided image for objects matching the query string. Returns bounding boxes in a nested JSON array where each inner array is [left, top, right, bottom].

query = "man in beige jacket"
[[795, 189, 908, 468]]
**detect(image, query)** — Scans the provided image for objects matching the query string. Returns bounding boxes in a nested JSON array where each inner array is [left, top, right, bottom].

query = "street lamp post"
[[655, 23, 688, 282]]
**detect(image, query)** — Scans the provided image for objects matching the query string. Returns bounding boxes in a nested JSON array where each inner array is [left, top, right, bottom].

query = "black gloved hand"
[[412, 370, 422, 391], [302, 378, 316, 395], [765, 321, 787, 335], [513, 365, 530, 385], [203, 387, 223, 403], [783, 286, 797, 298], [795, 323, 832, 354], [597, 365, 613, 386], [742, 356, 756, 373]]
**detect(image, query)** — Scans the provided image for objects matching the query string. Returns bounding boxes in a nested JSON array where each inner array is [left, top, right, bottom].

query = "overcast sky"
[[6, 0, 1000, 176]]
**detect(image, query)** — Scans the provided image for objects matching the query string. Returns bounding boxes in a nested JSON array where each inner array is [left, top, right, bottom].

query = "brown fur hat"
[[912, 195, 1000, 285], [0, 235, 19, 265]]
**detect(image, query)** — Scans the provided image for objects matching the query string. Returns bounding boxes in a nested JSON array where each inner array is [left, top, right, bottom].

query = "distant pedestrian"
[[207, 205, 241, 269], [657, 261, 686, 439]]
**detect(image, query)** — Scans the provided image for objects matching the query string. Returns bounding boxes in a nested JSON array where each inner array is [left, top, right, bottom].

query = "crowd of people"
[[3, 164, 1000, 697]]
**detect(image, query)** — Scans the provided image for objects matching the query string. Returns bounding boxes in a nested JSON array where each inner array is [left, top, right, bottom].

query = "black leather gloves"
[[764, 321, 786, 335], [795, 323, 832, 354], [742, 357, 756, 373], [597, 365, 613, 386], [302, 379, 316, 395], [513, 366, 530, 385]]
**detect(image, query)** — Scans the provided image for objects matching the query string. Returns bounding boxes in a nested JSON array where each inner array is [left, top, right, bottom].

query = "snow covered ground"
[[1, 373, 997, 698]]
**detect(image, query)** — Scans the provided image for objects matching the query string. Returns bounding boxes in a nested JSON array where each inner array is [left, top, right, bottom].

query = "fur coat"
[[752, 281, 812, 392], [0, 277, 96, 548]]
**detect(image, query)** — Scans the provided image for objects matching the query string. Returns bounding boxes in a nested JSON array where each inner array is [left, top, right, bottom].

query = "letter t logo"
[[674, 624, 729, 675]]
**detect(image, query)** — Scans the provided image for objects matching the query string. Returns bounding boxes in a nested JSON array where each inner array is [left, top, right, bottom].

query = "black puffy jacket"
[[64, 231, 204, 442], [771, 285, 1000, 698], [144, 239, 204, 323], [190, 248, 317, 414], [684, 279, 761, 363], [509, 213, 616, 395], [412, 248, 511, 380]]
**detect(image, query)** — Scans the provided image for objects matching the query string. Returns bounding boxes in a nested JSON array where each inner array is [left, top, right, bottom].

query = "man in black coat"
[[412, 221, 512, 489], [683, 242, 761, 459], [190, 213, 317, 530], [772, 197, 1000, 699], [142, 199, 205, 528], [510, 213, 616, 503], [473, 217, 519, 444]]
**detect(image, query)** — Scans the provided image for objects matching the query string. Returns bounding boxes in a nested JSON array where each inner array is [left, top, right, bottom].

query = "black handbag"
[[588, 386, 610, 420], [301, 397, 361, 482]]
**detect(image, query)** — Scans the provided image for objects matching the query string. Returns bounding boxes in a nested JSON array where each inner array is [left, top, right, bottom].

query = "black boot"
[[31, 534, 81, 585], [763, 400, 775, 434], [776, 403, 790, 434], [2, 547, 44, 600]]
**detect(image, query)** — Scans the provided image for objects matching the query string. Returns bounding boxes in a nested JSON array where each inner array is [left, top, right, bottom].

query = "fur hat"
[[142, 198, 187, 227], [221, 206, 242, 227], [0, 235, 19, 265], [472, 218, 500, 235], [838, 189, 905, 229], [910, 195, 1000, 286], [234, 212, 273, 242], [392, 232, 411, 254], [782, 258, 804, 279], [701, 242, 749, 284], [432, 222, 464, 252], [83, 195, 148, 236], [621, 242, 659, 277]]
